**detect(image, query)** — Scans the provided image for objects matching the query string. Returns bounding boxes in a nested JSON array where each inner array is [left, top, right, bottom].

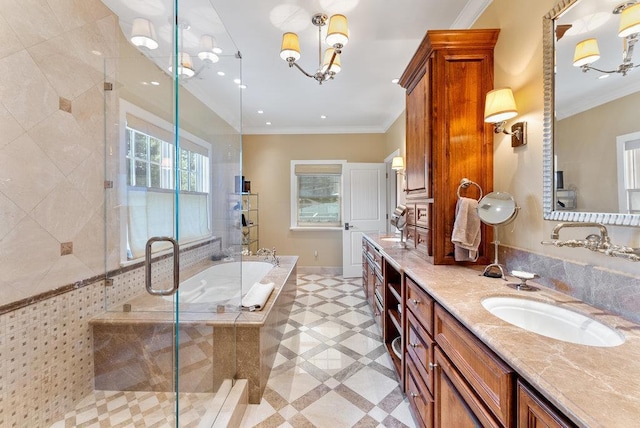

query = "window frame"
[[290, 160, 346, 231], [119, 100, 213, 263]]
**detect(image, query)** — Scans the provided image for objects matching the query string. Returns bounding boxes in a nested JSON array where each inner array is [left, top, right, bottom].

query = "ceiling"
[[101, 0, 492, 134]]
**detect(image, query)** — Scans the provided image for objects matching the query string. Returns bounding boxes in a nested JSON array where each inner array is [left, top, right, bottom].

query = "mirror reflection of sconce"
[[572, 2, 640, 77], [391, 156, 405, 176], [484, 87, 527, 147]]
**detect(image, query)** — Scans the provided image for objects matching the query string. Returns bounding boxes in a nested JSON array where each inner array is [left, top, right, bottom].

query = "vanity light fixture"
[[573, 2, 640, 76], [391, 156, 405, 175], [280, 13, 348, 85], [484, 87, 528, 147]]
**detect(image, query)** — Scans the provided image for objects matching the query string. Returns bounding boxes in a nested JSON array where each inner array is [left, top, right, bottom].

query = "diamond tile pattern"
[[51, 274, 416, 427]]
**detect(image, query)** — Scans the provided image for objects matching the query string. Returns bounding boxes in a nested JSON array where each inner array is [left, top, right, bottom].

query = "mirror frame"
[[543, 0, 640, 226]]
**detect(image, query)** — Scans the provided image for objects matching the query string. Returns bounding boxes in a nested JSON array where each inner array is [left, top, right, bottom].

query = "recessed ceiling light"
[[320, 115, 327, 119], [213, 47, 223, 54], [141, 81, 149, 85], [91, 50, 102, 56], [391, 78, 400, 84], [233, 78, 241, 84], [239, 84, 247, 89], [266, 121, 272, 125], [258, 110, 264, 114], [217, 71, 225, 76], [150, 81, 160, 86], [598, 74, 609, 80]]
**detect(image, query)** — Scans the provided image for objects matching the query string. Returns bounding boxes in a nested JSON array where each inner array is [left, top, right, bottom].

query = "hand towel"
[[451, 197, 481, 262], [241, 282, 275, 311]]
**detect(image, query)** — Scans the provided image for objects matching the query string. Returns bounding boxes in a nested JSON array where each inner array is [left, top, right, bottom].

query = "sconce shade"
[[391, 156, 405, 170], [131, 18, 158, 50], [321, 48, 341, 74], [198, 35, 220, 63], [484, 88, 518, 123], [168, 52, 195, 78], [573, 38, 600, 67], [618, 2, 640, 38], [280, 32, 301, 61], [326, 14, 349, 48]]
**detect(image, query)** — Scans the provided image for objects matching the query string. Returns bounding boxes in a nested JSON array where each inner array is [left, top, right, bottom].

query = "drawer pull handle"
[[411, 298, 420, 305], [409, 342, 419, 348], [410, 391, 419, 398], [429, 362, 438, 370]]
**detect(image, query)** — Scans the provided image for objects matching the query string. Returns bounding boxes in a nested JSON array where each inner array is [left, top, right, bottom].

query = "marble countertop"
[[366, 234, 640, 428]]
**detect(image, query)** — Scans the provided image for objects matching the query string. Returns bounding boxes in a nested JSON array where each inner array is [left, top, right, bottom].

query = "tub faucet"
[[257, 247, 279, 267]]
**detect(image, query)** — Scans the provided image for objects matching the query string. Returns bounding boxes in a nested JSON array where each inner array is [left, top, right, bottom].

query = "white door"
[[342, 163, 387, 277]]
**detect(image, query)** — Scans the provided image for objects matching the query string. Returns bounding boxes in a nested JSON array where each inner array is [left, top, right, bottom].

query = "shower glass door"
[[100, 0, 242, 425]]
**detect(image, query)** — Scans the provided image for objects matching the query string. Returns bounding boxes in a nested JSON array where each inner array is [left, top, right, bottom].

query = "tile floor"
[[51, 274, 416, 427]]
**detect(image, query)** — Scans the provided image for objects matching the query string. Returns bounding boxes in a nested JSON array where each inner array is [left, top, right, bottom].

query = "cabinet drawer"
[[415, 204, 429, 228], [405, 276, 434, 334], [415, 226, 431, 256], [517, 380, 575, 428], [434, 305, 515, 427], [406, 205, 416, 226], [406, 354, 434, 428], [406, 310, 434, 394], [434, 347, 501, 428]]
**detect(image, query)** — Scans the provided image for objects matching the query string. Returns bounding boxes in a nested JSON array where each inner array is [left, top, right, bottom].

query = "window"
[[121, 101, 212, 261], [291, 161, 344, 229]]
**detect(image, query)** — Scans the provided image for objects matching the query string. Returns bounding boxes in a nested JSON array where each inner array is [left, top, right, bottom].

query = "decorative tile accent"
[[59, 97, 72, 113]]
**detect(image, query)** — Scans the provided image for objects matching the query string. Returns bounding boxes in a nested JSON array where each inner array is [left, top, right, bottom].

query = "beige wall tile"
[[0, 0, 64, 48]]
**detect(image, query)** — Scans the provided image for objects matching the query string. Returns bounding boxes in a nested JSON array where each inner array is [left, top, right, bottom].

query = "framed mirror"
[[543, 0, 640, 226]]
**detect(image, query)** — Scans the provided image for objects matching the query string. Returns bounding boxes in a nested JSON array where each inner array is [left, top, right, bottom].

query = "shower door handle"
[[145, 236, 180, 296]]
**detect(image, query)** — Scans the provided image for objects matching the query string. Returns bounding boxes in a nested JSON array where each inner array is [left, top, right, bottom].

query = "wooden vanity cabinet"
[[362, 238, 383, 326], [404, 276, 436, 426], [517, 380, 575, 428], [399, 29, 498, 265], [434, 304, 516, 427], [384, 261, 403, 378]]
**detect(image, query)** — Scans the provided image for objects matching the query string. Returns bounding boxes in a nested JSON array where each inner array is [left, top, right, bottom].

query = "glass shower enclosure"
[[97, 0, 243, 424]]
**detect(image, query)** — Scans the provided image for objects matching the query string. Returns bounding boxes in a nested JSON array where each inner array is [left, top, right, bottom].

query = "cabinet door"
[[405, 64, 430, 198], [517, 380, 575, 428], [433, 348, 501, 428]]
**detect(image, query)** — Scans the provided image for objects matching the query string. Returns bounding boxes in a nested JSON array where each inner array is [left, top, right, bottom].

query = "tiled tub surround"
[[92, 256, 298, 404], [0, 239, 221, 426], [366, 234, 640, 427]]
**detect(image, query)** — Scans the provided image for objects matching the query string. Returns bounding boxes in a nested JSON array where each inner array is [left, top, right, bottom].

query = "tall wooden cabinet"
[[399, 29, 499, 265]]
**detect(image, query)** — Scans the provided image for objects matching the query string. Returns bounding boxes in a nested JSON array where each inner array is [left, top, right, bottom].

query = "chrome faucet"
[[550, 222, 609, 244], [543, 222, 640, 262], [256, 247, 280, 266]]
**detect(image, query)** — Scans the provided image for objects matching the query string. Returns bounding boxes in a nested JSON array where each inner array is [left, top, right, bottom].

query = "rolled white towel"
[[241, 282, 275, 311]]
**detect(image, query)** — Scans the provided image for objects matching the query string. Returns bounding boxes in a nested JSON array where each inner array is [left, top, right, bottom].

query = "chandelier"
[[279, 13, 349, 84], [573, 2, 640, 76]]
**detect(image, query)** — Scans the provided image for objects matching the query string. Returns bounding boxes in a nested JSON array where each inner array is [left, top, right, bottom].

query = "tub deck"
[[90, 256, 298, 403]]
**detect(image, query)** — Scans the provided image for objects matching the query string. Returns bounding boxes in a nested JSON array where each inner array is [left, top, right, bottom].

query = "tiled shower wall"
[[0, 0, 117, 307], [0, 239, 221, 426]]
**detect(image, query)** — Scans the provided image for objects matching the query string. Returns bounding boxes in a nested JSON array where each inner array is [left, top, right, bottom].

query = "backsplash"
[[502, 245, 640, 324]]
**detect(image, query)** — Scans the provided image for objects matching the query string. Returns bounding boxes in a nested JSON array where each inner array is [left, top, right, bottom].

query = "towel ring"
[[456, 178, 483, 201]]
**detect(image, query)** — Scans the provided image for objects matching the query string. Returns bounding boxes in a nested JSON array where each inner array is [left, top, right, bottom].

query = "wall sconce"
[[484, 87, 527, 147], [391, 156, 405, 176]]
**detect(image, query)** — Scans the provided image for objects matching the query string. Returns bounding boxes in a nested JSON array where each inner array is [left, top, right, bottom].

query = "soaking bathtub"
[[91, 256, 298, 403], [163, 260, 274, 305]]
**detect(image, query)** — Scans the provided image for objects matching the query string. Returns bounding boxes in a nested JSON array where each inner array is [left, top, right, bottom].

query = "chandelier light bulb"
[[280, 32, 301, 61], [326, 14, 349, 48], [198, 35, 220, 63], [130, 18, 158, 50], [618, 2, 640, 38]]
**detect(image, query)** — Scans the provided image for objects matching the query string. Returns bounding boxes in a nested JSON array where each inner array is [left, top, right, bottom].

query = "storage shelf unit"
[[241, 193, 259, 254]]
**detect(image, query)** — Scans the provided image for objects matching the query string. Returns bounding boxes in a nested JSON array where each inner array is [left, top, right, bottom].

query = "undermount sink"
[[381, 237, 401, 242], [481, 297, 625, 347]]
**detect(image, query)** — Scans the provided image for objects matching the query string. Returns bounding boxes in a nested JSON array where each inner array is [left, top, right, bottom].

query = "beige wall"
[[475, 0, 640, 275], [556, 91, 640, 213], [242, 133, 389, 268]]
